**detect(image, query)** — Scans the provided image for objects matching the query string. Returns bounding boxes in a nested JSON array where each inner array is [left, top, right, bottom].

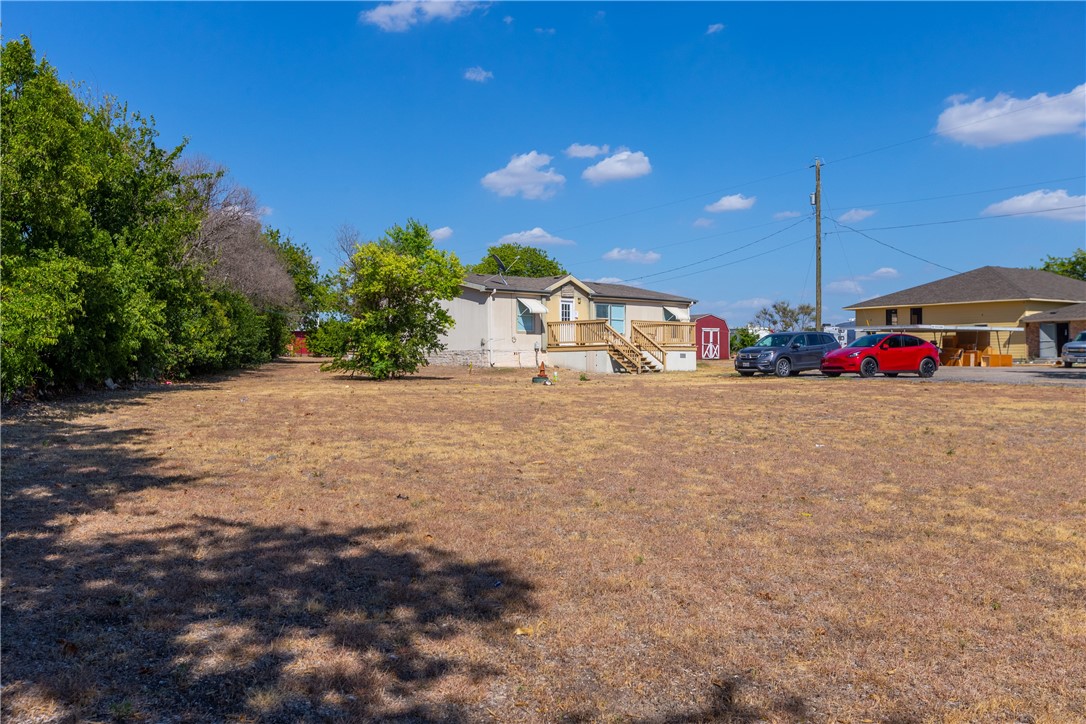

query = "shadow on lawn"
[[1, 414, 535, 722]]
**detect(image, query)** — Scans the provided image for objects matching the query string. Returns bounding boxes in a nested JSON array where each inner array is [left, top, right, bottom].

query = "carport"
[[855, 324, 1023, 366]]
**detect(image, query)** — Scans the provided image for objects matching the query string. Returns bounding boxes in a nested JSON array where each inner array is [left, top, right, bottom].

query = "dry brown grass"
[[3, 358, 1084, 723]]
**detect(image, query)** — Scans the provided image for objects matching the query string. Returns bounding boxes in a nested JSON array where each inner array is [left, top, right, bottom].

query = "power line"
[[831, 202, 1086, 232], [553, 166, 809, 234], [642, 236, 814, 285], [824, 86, 1086, 166], [827, 219, 962, 274], [834, 175, 1086, 210], [615, 216, 811, 283]]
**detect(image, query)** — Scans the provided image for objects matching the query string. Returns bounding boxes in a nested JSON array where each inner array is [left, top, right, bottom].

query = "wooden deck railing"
[[630, 326, 667, 369], [630, 321, 695, 348], [546, 319, 696, 373]]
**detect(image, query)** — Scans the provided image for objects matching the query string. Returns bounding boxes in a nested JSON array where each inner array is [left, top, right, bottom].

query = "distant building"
[[843, 266, 1086, 361]]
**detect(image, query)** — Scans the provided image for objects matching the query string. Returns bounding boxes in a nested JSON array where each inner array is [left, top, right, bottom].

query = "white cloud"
[[981, 189, 1086, 222], [360, 0, 477, 32], [431, 226, 453, 241], [535, 27, 556, 36], [497, 227, 575, 246], [602, 247, 661, 264], [464, 66, 493, 83], [565, 143, 610, 158], [868, 267, 899, 279], [936, 84, 1086, 147], [705, 193, 756, 212], [503, 15, 513, 24], [706, 23, 725, 34], [693, 217, 715, 228], [481, 151, 566, 200], [827, 280, 864, 295], [588, 276, 625, 284], [839, 208, 876, 223], [773, 210, 802, 220], [582, 150, 652, 184], [827, 267, 900, 297]]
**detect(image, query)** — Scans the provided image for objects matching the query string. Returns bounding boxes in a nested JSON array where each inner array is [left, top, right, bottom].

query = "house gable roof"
[[462, 273, 695, 304], [845, 266, 1086, 310]]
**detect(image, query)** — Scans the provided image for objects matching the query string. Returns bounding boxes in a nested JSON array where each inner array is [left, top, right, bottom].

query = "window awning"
[[518, 298, 548, 314], [664, 306, 691, 321]]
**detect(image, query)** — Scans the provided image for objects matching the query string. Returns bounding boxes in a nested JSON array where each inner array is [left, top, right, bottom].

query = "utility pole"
[[812, 158, 823, 330]]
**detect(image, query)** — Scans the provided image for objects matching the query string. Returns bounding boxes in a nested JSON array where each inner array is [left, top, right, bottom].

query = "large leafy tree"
[[321, 220, 463, 379], [469, 243, 567, 277], [752, 301, 816, 332], [1, 37, 303, 396], [1038, 249, 1086, 282]]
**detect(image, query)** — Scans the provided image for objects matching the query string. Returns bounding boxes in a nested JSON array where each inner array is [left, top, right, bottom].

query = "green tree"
[[1, 36, 293, 396], [469, 243, 567, 277], [752, 301, 816, 332], [1038, 248, 1086, 282], [323, 220, 463, 379], [730, 326, 760, 353], [265, 228, 326, 330]]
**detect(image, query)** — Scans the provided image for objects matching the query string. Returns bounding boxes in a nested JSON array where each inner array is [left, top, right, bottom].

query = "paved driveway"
[[930, 364, 1086, 387], [725, 363, 1086, 387]]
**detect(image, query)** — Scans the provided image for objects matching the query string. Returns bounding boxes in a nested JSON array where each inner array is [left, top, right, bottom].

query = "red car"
[[820, 333, 940, 378]]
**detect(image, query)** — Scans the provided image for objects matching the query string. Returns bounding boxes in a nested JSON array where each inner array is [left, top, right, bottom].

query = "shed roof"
[[845, 266, 1086, 310], [462, 273, 695, 304], [1020, 301, 1086, 324]]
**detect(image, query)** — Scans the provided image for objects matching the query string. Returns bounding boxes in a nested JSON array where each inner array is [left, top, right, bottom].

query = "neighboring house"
[[692, 314, 730, 360], [1020, 302, 1086, 360], [844, 266, 1086, 361], [434, 274, 697, 373]]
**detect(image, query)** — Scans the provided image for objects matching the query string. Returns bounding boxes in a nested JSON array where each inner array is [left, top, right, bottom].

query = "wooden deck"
[[546, 320, 696, 373]]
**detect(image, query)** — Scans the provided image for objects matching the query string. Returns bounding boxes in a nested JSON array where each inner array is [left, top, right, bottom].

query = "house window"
[[886, 309, 898, 325], [910, 307, 923, 325], [664, 308, 678, 322], [596, 303, 626, 334], [517, 301, 535, 334]]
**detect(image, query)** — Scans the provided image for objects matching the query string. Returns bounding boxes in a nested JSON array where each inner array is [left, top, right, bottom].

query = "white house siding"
[[434, 289, 548, 368], [432, 289, 490, 366]]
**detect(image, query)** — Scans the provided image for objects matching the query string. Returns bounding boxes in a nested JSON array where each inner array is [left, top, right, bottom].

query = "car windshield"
[[847, 333, 891, 348], [754, 334, 797, 348], [1074, 332, 1086, 342]]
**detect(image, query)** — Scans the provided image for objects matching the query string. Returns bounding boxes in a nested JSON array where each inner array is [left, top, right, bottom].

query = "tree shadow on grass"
[[2, 415, 535, 722]]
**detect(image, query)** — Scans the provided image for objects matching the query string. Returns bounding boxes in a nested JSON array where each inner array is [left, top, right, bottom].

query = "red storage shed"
[[692, 314, 730, 360]]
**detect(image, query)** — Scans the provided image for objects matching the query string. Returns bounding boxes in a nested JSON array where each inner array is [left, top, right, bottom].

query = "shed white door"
[[701, 328, 720, 359]]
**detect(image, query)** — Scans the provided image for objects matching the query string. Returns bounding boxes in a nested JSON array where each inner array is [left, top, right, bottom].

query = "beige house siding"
[[850, 300, 1075, 360]]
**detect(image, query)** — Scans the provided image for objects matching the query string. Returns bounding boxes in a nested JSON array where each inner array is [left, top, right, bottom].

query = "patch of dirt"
[[3, 358, 1084, 722]]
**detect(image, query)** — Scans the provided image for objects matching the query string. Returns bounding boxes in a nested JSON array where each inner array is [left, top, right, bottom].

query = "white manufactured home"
[[433, 274, 698, 373]]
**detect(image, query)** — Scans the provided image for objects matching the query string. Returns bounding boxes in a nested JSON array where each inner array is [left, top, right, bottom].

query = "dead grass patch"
[[3, 358, 1084, 721]]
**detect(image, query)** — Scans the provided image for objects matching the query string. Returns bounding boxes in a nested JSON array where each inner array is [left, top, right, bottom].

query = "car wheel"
[[823, 372, 841, 377], [738, 370, 755, 377], [884, 373, 899, 378], [774, 357, 792, 377], [918, 357, 937, 378], [859, 357, 878, 378], [1064, 361, 1074, 368]]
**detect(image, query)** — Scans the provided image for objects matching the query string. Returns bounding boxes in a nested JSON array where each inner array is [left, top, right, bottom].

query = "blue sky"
[[4, 1, 1084, 324]]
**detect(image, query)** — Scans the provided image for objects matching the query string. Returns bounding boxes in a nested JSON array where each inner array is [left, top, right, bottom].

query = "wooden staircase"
[[546, 319, 693, 373]]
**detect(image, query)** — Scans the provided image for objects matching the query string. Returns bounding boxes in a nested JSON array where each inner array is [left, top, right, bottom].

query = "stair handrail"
[[604, 324, 643, 373], [630, 326, 667, 370]]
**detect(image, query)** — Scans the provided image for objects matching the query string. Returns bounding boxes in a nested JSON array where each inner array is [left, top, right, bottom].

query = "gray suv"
[[735, 331, 841, 377]]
